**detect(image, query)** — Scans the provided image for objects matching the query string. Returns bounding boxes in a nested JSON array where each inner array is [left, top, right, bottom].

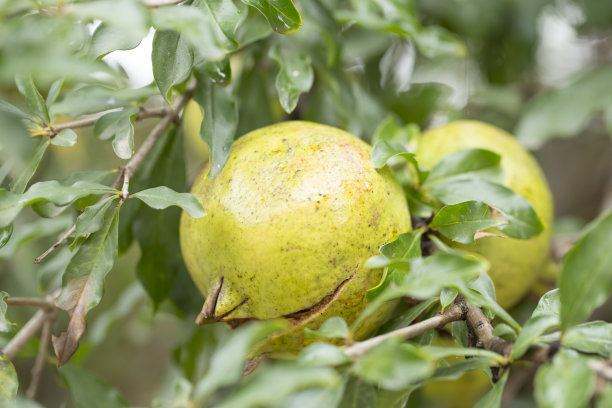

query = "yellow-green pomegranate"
[[416, 120, 554, 308], [180, 121, 411, 357]]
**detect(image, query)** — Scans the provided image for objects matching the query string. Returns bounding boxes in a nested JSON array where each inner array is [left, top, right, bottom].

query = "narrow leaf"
[[75, 197, 119, 237], [53, 204, 119, 366], [131, 186, 205, 218], [560, 211, 612, 331], [510, 314, 558, 360], [269, 43, 314, 113], [0, 292, 16, 333], [473, 370, 508, 408], [242, 0, 302, 34], [15, 74, 50, 123], [430, 201, 507, 244], [152, 30, 193, 102], [10, 138, 49, 194], [194, 77, 238, 178]]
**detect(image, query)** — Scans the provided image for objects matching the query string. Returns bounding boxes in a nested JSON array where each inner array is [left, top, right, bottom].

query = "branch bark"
[[2, 309, 47, 360], [26, 316, 54, 400], [345, 302, 467, 359], [465, 303, 513, 357]]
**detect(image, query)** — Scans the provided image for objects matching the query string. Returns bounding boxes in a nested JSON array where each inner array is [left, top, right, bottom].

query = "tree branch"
[[2, 309, 47, 360], [34, 81, 197, 263], [465, 303, 513, 357], [6, 297, 56, 309], [345, 302, 467, 359], [44, 106, 168, 137], [26, 315, 54, 400]]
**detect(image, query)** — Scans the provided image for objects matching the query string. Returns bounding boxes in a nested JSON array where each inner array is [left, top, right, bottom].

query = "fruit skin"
[[416, 120, 554, 308], [180, 121, 411, 355]]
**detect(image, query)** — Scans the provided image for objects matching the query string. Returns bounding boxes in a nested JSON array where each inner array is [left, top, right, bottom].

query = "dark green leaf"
[[0, 225, 12, 248], [242, 0, 302, 34], [75, 197, 120, 237], [0, 292, 15, 333], [423, 148, 502, 187], [305, 317, 349, 339], [560, 211, 612, 331], [10, 138, 49, 194], [452, 321, 469, 347], [0, 353, 18, 404], [53, 204, 119, 366], [131, 186, 205, 218], [430, 201, 507, 244], [60, 364, 129, 408], [269, 43, 314, 113], [430, 356, 493, 381], [473, 370, 508, 408], [534, 352, 596, 408], [152, 5, 230, 61], [338, 376, 376, 408], [214, 364, 341, 408], [199, 0, 243, 46], [15, 74, 50, 123], [415, 26, 466, 59], [51, 129, 78, 147], [425, 345, 503, 362], [152, 30, 193, 102], [192, 320, 287, 402], [429, 179, 544, 239], [298, 343, 350, 367], [563, 321, 612, 357], [492, 324, 517, 341], [194, 77, 238, 178], [351, 338, 435, 390], [439, 288, 458, 309]]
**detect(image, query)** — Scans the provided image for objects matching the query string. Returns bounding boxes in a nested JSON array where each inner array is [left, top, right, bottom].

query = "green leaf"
[[430, 356, 493, 381], [269, 43, 314, 113], [298, 343, 351, 367], [10, 138, 50, 194], [68, 0, 148, 41], [305, 316, 349, 339], [473, 370, 508, 408], [534, 352, 597, 408], [0, 99, 30, 119], [214, 364, 340, 408], [415, 26, 466, 59], [0, 225, 12, 249], [51, 86, 157, 117], [0, 292, 15, 333], [516, 66, 612, 148], [424, 345, 504, 363], [510, 314, 558, 360], [377, 298, 438, 334], [152, 30, 193, 102], [372, 116, 419, 150], [89, 23, 142, 58], [439, 288, 458, 309], [131, 186, 205, 218], [338, 376, 376, 408], [0, 180, 118, 228], [533, 289, 561, 318], [430, 201, 507, 244], [597, 384, 612, 408], [493, 324, 517, 341], [241, 0, 302, 34], [192, 320, 287, 401], [194, 77, 238, 178], [0, 215, 72, 261], [428, 179, 544, 239], [279, 385, 345, 408], [0, 354, 18, 404], [75, 197, 120, 237], [452, 321, 469, 347], [60, 364, 129, 408], [200, 0, 243, 46], [93, 107, 138, 159], [152, 5, 230, 62], [563, 321, 612, 357], [15, 74, 50, 123], [560, 211, 612, 331], [53, 204, 119, 366], [370, 140, 416, 170], [351, 338, 435, 390], [423, 148, 502, 187], [51, 129, 78, 147]]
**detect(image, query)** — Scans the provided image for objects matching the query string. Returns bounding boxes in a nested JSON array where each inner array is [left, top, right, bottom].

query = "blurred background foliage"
[[1, 0, 612, 407]]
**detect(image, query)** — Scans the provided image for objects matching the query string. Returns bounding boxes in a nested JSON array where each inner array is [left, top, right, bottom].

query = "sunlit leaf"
[[51, 129, 77, 147], [0, 354, 18, 403], [305, 316, 349, 339], [563, 321, 612, 357], [131, 186, 205, 218], [430, 201, 507, 244], [423, 148, 502, 187]]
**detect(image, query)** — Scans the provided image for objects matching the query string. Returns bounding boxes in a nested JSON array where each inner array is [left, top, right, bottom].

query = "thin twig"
[[34, 81, 197, 263], [34, 225, 76, 264], [44, 107, 168, 137], [345, 302, 466, 359], [141, 0, 184, 7], [121, 171, 130, 200], [26, 315, 54, 400], [6, 297, 56, 309], [2, 310, 47, 360]]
